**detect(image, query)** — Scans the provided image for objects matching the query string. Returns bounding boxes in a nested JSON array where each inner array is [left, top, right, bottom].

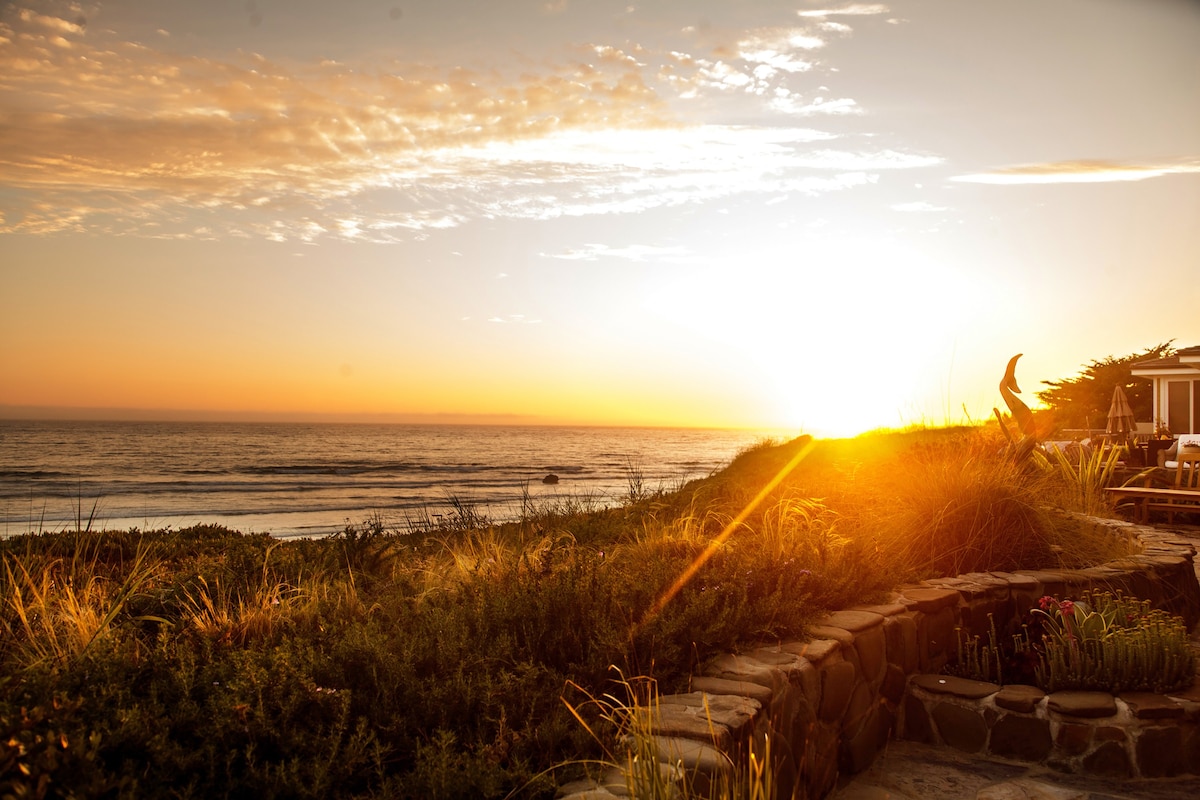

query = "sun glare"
[[639, 234, 982, 435]]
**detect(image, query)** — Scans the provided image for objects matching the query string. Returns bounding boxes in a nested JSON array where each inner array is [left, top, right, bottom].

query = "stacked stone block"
[[904, 679, 1200, 778], [558, 517, 1200, 800]]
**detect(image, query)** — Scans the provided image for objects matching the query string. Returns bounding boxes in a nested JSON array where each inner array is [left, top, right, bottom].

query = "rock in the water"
[[542, 473, 560, 484]]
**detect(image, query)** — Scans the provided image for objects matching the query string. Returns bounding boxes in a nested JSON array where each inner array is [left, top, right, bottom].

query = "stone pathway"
[[831, 739, 1200, 800], [830, 523, 1200, 800]]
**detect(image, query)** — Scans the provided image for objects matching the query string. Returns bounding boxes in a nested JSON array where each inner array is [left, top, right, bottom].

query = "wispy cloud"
[[14, 5, 85, 34], [0, 2, 931, 241], [487, 314, 542, 324], [545, 243, 691, 262], [769, 94, 860, 116], [798, 5, 890, 19], [671, 22, 862, 106], [891, 201, 946, 212], [953, 160, 1200, 185], [737, 28, 824, 75]]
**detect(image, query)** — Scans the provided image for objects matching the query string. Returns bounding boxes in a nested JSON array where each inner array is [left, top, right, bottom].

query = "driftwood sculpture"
[[995, 353, 1039, 461]]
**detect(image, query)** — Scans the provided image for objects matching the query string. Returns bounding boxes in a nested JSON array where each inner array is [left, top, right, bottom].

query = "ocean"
[[0, 420, 777, 538]]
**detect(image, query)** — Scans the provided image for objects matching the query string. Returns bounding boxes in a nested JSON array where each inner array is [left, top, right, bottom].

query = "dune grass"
[[0, 426, 1137, 799]]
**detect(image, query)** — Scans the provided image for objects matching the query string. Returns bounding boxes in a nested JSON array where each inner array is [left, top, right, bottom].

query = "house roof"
[[1131, 345, 1200, 374]]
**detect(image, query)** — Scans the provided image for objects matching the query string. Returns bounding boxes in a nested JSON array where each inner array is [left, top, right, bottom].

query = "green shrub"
[[0, 688, 112, 799]]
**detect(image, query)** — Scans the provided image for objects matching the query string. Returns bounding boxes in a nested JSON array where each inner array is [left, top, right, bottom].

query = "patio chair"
[[1177, 450, 1200, 490], [1164, 449, 1200, 524], [1162, 434, 1200, 468]]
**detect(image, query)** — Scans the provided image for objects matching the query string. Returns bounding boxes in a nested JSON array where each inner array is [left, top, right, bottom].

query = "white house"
[[1130, 345, 1200, 435]]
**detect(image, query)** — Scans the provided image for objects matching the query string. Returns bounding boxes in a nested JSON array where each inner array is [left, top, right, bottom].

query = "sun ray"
[[637, 435, 817, 630]]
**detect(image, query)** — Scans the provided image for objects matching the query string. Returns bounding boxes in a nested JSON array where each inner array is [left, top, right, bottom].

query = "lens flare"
[[638, 436, 817, 629]]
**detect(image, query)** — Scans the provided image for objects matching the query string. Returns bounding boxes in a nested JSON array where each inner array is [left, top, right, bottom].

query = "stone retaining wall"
[[558, 517, 1200, 800], [904, 674, 1200, 779]]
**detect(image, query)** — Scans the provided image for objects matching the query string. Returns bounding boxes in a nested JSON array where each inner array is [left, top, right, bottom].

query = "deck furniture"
[[1177, 450, 1200, 489], [1106, 451, 1200, 523], [1162, 435, 1200, 468], [1105, 486, 1200, 523]]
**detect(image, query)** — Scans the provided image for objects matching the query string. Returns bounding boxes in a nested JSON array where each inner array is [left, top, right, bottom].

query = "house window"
[[1167, 380, 1200, 434]]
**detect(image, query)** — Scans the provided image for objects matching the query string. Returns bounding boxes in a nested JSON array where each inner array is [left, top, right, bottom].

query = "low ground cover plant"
[[952, 591, 1194, 693], [0, 426, 1140, 798], [1034, 591, 1195, 692]]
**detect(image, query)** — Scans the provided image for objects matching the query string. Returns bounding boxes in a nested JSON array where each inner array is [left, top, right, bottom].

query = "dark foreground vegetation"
[[1, 427, 1137, 799]]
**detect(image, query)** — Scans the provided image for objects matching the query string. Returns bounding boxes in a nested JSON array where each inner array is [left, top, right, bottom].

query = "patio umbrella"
[[1106, 384, 1137, 436]]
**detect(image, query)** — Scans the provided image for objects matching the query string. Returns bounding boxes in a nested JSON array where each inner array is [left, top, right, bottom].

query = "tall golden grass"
[[2, 541, 162, 668]]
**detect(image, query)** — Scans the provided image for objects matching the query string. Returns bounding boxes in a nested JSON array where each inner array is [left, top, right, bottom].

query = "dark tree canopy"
[[1036, 343, 1174, 432]]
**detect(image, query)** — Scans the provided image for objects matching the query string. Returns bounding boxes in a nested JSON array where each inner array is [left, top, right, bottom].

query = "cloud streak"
[[953, 160, 1200, 185], [798, 5, 891, 19], [546, 243, 691, 262], [891, 201, 945, 212]]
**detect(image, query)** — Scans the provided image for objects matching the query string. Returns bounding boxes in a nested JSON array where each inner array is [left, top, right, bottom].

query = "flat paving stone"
[[781, 637, 840, 662], [1119, 692, 1185, 719], [1047, 691, 1118, 719], [912, 673, 1000, 699], [689, 676, 773, 705], [850, 602, 909, 617], [990, 571, 1040, 589], [818, 609, 884, 633], [807, 624, 855, 645], [827, 740, 1200, 800], [900, 587, 961, 612], [996, 684, 1046, 713], [977, 778, 1086, 799]]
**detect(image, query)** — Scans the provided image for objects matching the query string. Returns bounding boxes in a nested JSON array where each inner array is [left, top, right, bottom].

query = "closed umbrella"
[[1106, 384, 1136, 437]]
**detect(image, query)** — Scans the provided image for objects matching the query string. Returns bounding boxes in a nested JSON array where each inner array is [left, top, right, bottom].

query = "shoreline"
[[0, 478, 686, 540]]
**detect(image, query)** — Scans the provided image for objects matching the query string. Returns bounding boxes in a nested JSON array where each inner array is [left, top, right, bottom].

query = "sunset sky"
[[2, 0, 1198, 436]]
